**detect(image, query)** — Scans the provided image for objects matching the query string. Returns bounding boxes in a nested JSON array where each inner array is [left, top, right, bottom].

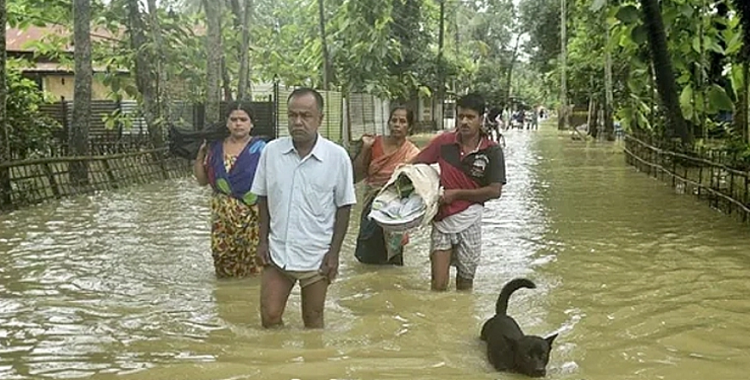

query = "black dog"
[[480, 278, 557, 377]]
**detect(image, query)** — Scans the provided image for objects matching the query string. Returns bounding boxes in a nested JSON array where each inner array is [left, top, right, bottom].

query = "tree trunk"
[[640, 0, 692, 144], [0, 0, 11, 207], [649, 62, 656, 130], [237, 0, 253, 100], [317, 0, 331, 89], [603, 7, 615, 141], [709, 1, 729, 85], [227, 0, 243, 100], [559, 0, 569, 130], [204, 0, 223, 124], [435, 0, 445, 129], [221, 58, 233, 101], [127, 0, 160, 147], [731, 0, 750, 142], [0, 0, 6, 161], [228, 0, 242, 27], [505, 34, 522, 109], [146, 0, 167, 148], [739, 61, 749, 142], [589, 100, 599, 138], [603, 97, 614, 140], [70, 0, 92, 186]]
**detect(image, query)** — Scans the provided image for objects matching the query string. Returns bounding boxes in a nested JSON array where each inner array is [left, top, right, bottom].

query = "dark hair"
[[457, 93, 486, 116], [288, 87, 324, 113], [225, 101, 254, 122], [488, 107, 502, 120], [388, 105, 414, 127]]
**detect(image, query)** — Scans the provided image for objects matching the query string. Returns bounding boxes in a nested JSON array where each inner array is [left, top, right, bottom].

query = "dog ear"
[[545, 333, 558, 347]]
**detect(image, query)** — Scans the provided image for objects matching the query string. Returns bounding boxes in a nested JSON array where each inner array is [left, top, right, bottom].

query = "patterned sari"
[[204, 138, 266, 278]]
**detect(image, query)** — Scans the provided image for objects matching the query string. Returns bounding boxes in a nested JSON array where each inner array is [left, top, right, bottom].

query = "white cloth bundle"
[[368, 163, 441, 232]]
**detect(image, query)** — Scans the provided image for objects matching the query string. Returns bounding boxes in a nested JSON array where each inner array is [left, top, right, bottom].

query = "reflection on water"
[[1, 127, 750, 379]]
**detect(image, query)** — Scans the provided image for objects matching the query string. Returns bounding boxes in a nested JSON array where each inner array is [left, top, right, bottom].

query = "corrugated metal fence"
[[268, 86, 389, 144], [346, 93, 390, 139], [36, 86, 392, 157], [274, 87, 345, 142]]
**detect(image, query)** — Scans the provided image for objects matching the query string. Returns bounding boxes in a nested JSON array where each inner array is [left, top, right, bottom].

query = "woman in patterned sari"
[[194, 103, 266, 278], [353, 106, 420, 266]]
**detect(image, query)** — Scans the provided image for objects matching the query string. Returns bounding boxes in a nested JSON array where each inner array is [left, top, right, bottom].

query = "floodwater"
[[1, 125, 750, 380]]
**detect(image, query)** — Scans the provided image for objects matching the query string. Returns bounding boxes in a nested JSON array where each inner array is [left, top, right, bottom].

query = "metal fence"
[[32, 86, 394, 158]]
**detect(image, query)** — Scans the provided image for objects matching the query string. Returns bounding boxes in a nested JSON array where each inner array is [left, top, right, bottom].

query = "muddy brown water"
[[1, 125, 749, 380]]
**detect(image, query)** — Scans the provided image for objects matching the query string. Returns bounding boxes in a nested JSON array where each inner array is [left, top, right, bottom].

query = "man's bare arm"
[[329, 205, 352, 256]]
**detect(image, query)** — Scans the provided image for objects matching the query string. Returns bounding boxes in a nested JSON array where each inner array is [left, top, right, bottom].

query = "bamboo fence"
[[623, 134, 750, 223], [0, 148, 190, 211]]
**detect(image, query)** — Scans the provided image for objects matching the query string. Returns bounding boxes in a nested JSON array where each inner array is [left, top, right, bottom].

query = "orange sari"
[[355, 136, 420, 265], [364, 136, 420, 200]]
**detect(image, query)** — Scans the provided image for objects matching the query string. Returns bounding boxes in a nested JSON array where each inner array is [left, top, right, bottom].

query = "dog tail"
[[496, 278, 536, 315]]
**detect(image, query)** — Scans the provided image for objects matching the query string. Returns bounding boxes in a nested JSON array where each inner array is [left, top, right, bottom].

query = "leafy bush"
[[5, 62, 62, 159]]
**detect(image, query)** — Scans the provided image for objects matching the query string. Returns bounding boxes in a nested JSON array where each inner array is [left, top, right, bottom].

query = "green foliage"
[[521, 0, 748, 141], [8, 0, 544, 119], [520, 0, 561, 74], [4, 61, 62, 158], [6, 0, 72, 27], [329, 0, 400, 96], [246, 0, 524, 101]]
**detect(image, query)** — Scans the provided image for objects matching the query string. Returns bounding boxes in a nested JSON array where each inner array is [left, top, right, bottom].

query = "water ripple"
[[1, 128, 750, 379]]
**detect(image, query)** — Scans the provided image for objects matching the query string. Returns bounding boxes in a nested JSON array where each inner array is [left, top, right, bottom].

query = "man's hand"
[[256, 242, 271, 266], [318, 250, 340, 282], [440, 189, 460, 205]]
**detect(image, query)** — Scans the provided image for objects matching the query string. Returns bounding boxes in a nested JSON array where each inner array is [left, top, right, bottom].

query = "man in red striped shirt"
[[413, 93, 506, 291]]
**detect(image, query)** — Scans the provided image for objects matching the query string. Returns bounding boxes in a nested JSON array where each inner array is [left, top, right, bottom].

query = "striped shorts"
[[429, 220, 482, 280]]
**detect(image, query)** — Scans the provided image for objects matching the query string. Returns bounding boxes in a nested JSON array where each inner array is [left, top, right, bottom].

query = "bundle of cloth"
[[167, 123, 271, 160], [168, 123, 227, 160], [368, 163, 441, 233]]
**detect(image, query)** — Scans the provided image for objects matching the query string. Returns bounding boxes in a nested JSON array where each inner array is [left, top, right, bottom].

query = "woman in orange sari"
[[353, 106, 420, 266]]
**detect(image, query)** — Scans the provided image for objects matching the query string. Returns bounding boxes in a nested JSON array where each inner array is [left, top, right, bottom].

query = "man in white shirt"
[[251, 87, 356, 329]]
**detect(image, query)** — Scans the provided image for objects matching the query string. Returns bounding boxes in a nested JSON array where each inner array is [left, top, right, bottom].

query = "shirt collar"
[[451, 130, 493, 151], [282, 134, 325, 161]]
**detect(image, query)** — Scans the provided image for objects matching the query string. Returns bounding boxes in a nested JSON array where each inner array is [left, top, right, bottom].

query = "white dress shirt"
[[251, 135, 356, 271]]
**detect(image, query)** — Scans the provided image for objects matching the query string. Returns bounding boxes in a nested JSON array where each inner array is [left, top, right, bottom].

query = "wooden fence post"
[[729, 152, 736, 215], [0, 167, 11, 209], [698, 146, 704, 198], [154, 151, 168, 180], [683, 147, 689, 193], [42, 162, 61, 198], [671, 140, 677, 187], [61, 98, 69, 155], [102, 158, 119, 189], [649, 138, 655, 177], [710, 151, 717, 209]]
